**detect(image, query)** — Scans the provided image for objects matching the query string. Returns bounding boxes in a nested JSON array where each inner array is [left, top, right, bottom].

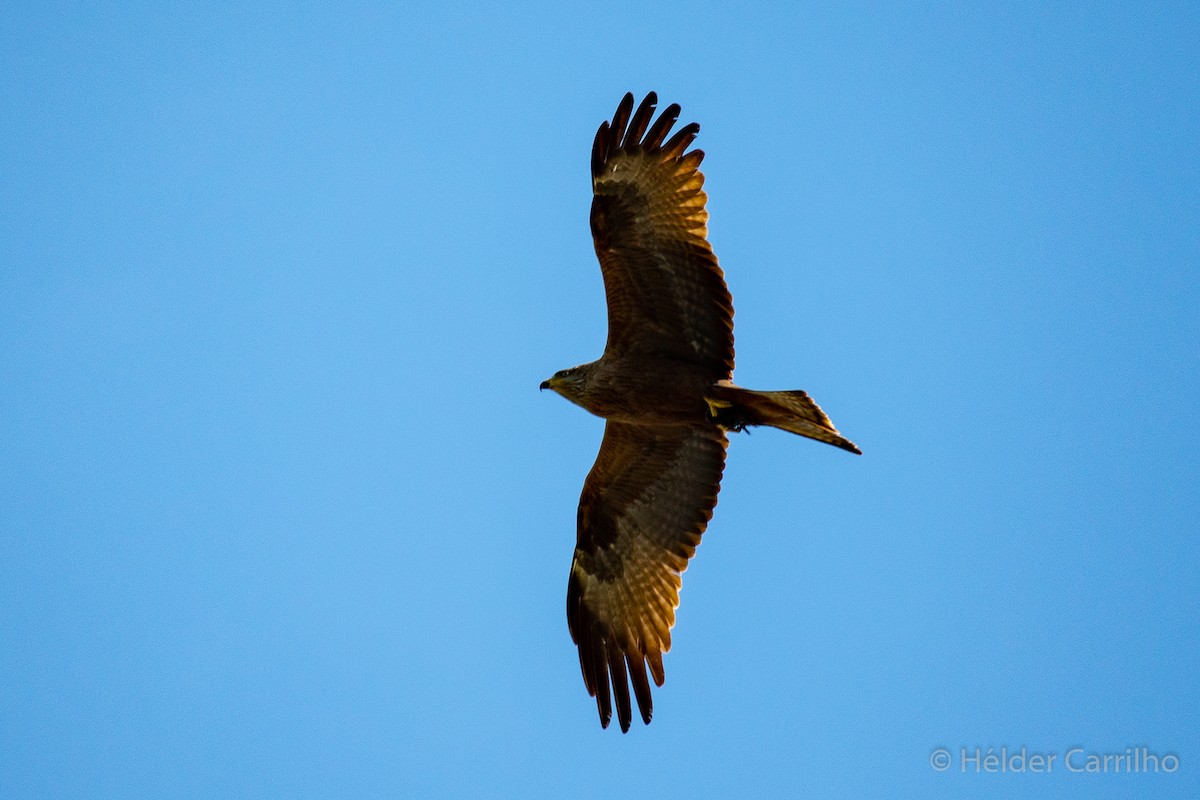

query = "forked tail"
[[706, 383, 861, 454]]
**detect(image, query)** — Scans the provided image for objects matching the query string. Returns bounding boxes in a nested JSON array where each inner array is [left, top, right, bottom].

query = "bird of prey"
[[541, 92, 860, 732]]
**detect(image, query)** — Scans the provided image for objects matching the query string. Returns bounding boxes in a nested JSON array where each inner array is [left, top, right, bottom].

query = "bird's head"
[[540, 364, 592, 407]]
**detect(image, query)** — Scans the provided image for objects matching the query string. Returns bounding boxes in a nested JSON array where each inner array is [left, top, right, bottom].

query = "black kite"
[[541, 92, 860, 732]]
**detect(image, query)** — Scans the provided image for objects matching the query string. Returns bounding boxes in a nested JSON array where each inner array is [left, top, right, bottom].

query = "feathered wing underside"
[[567, 421, 728, 732], [590, 92, 734, 380]]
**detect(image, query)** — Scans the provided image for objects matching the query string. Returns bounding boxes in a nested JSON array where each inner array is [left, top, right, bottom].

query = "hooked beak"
[[539, 379, 552, 391]]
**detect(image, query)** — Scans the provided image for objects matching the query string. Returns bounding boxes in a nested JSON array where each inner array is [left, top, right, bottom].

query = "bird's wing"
[[567, 420, 728, 731], [590, 92, 734, 380]]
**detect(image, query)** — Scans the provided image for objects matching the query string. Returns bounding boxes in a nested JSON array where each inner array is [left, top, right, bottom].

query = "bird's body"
[[542, 92, 859, 732], [548, 356, 718, 426]]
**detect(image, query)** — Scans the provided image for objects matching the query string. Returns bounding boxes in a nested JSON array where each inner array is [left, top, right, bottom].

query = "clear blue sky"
[[3, 2, 1197, 798]]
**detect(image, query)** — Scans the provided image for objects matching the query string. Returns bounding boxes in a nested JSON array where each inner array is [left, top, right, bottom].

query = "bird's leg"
[[704, 396, 750, 434]]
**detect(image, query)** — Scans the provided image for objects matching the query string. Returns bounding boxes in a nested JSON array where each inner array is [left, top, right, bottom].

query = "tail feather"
[[707, 384, 861, 454]]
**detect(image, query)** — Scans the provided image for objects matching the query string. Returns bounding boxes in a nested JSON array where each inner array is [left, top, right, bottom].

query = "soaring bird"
[[541, 92, 860, 732]]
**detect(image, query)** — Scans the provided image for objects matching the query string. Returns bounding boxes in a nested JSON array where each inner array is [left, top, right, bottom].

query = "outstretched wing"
[[591, 92, 734, 380], [567, 421, 728, 731]]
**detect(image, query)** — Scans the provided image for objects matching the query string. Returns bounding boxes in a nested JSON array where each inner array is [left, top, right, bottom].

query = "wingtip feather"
[[593, 93, 701, 179]]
